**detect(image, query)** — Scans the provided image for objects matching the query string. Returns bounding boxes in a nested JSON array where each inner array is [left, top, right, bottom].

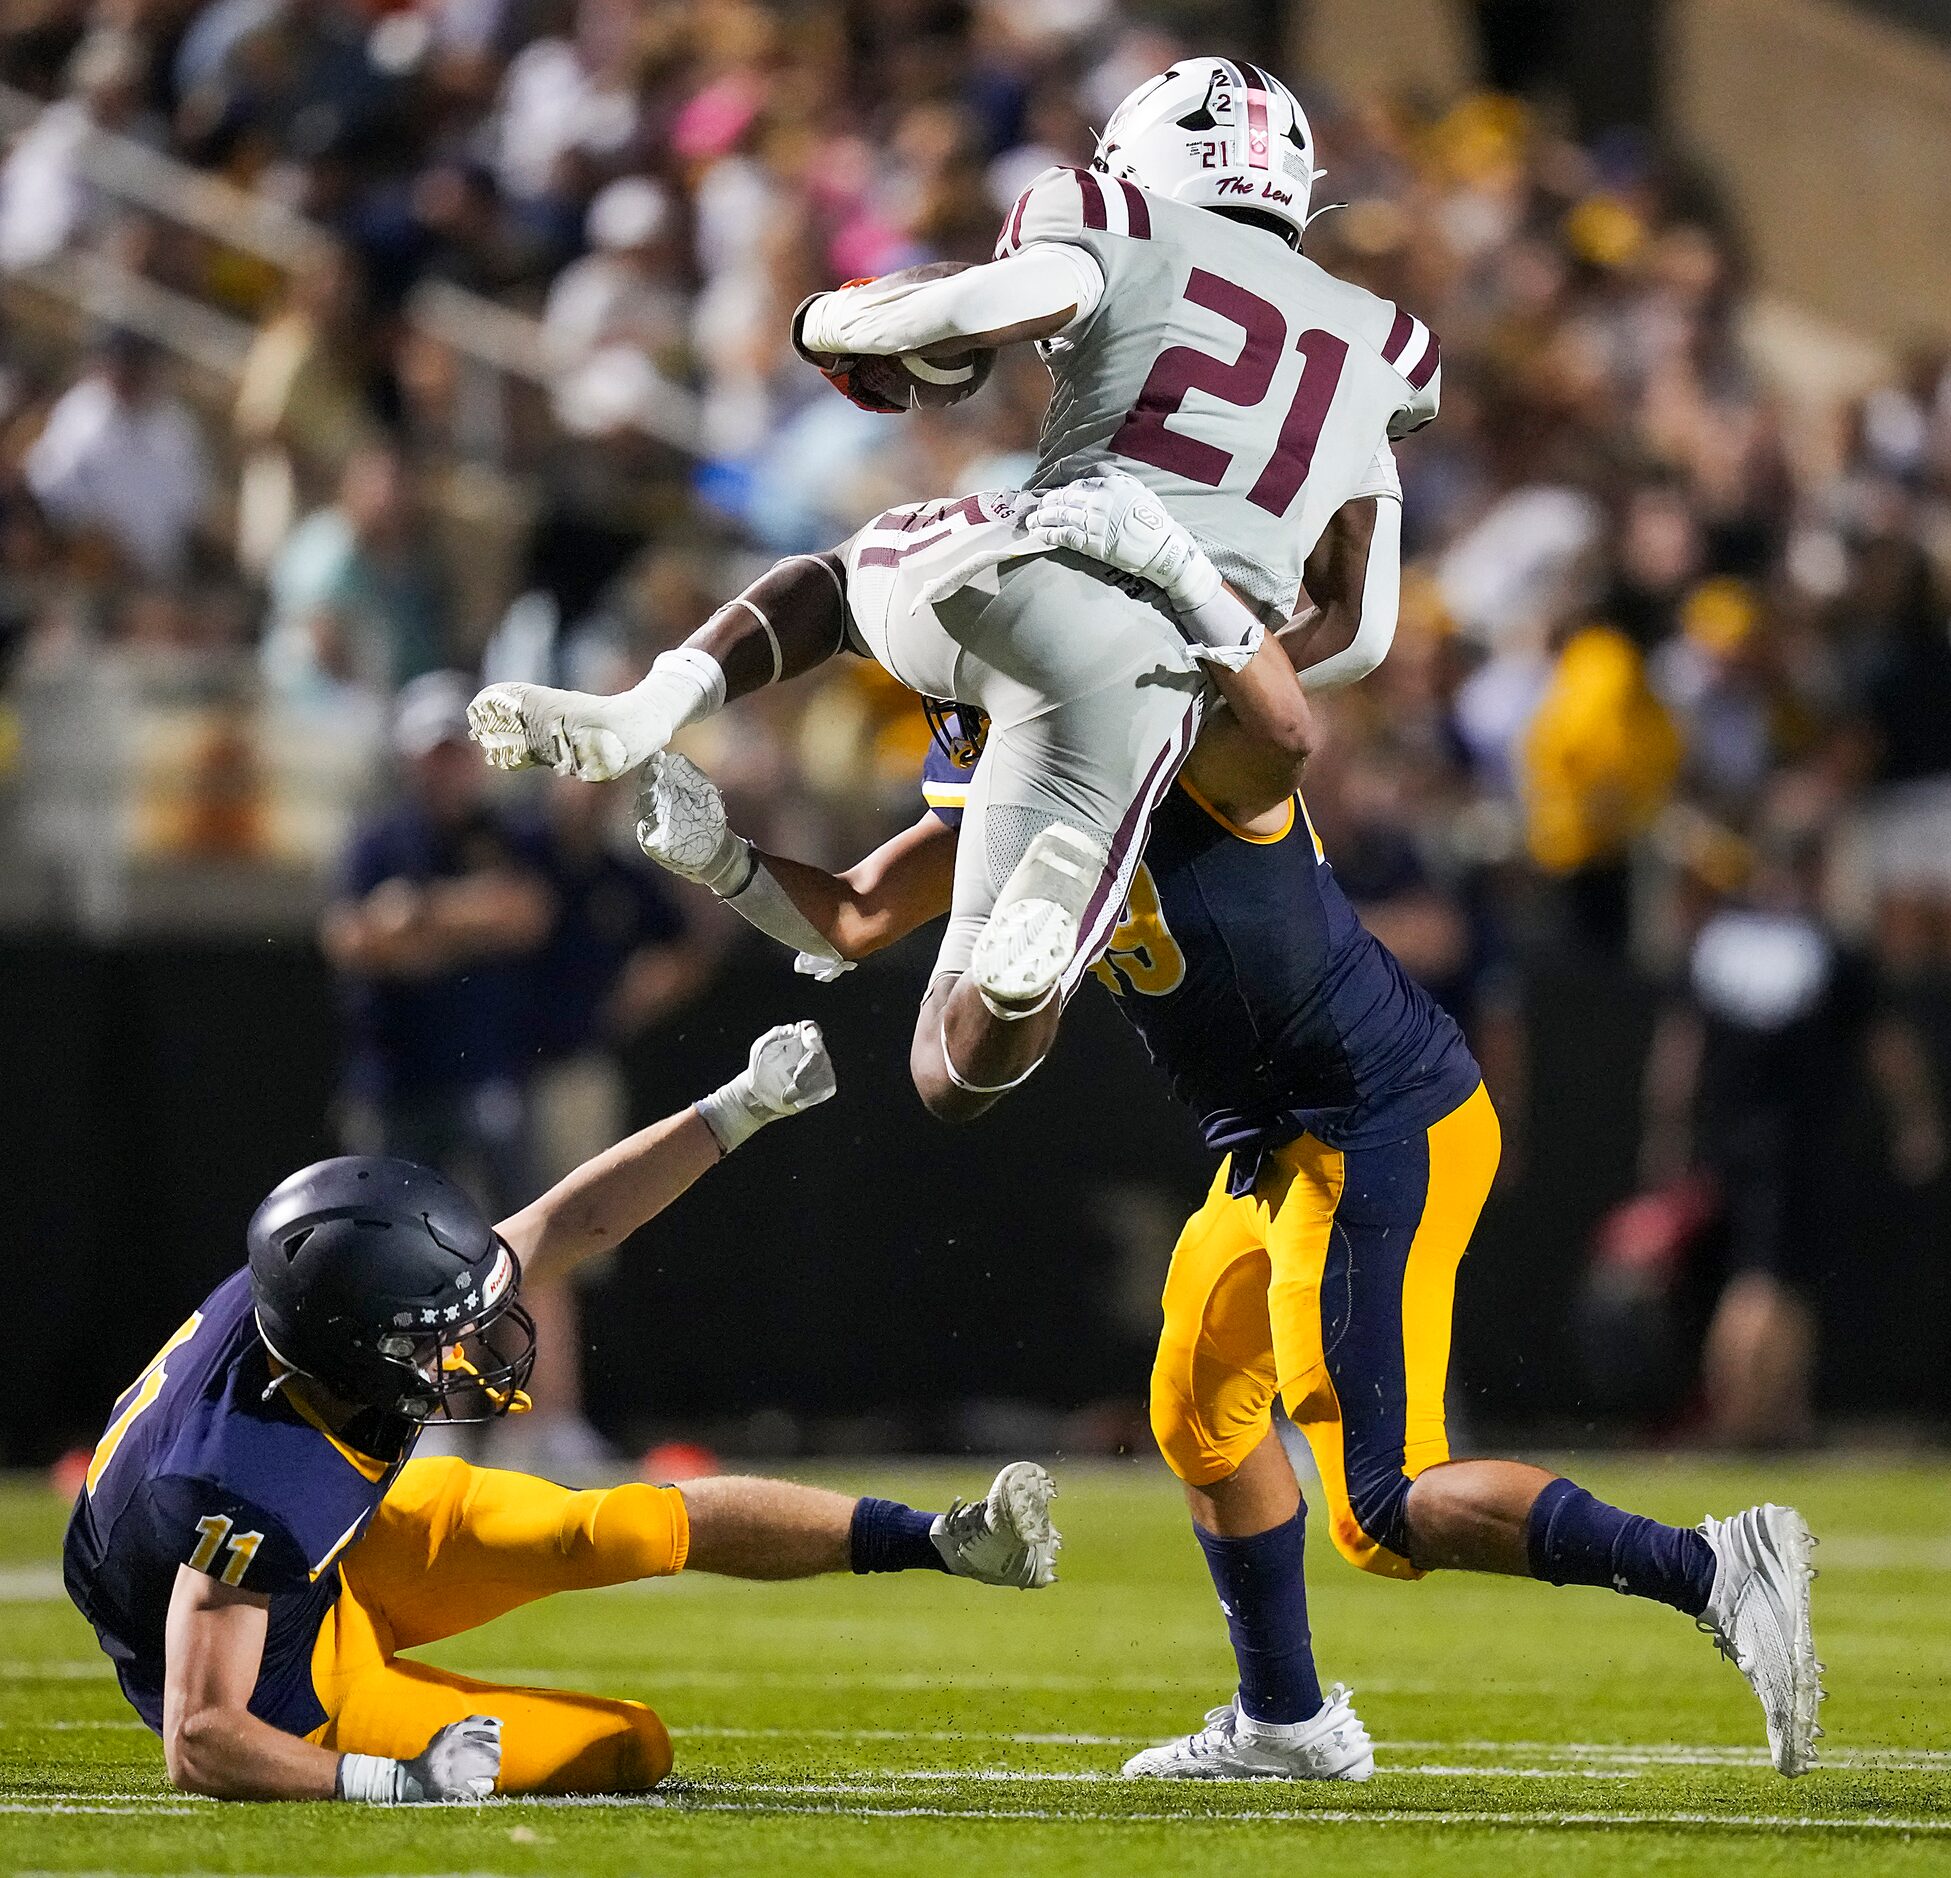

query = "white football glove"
[[795, 950, 857, 981], [695, 1020, 838, 1153], [1029, 469, 1222, 611], [1030, 470, 1263, 668], [635, 752, 752, 897], [337, 1715, 501, 1803]]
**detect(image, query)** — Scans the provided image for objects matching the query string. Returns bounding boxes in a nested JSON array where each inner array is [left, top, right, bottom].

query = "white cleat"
[[930, 1461, 1060, 1589], [1698, 1503, 1824, 1776], [1121, 1685, 1375, 1781], [970, 823, 1107, 1012], [467, 681, 656, 781]]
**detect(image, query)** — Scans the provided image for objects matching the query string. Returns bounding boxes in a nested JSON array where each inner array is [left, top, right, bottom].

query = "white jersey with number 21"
[[999, 165, 1435, 622]]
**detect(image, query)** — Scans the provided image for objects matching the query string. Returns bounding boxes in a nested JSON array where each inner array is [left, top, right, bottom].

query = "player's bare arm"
[[162, 1569, 499, 1802], [1277, 493, 1393, 684], [501, 1021, 837, 1288], [163, 1570, 337, 1798], [469, 550, 851, 781], [757, 811, 960, 961]]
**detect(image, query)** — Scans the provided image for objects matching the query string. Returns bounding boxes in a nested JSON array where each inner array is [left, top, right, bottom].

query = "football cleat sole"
[[931, 1460, 1061, 1589], [467, 683, 634, 781], [971, 824, 1107, 1011]]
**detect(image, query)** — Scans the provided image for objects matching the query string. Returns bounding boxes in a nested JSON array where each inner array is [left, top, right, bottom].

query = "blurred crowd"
[[0, 0, 1948, 1446]]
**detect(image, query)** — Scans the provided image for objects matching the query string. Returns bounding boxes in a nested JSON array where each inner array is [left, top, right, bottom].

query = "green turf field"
[[3, 1454, 1947, 1876]]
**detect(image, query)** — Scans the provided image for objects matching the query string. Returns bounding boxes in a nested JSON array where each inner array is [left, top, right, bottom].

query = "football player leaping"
[[64, 1023, 1060, 1802], [626, 499, 1826, 1784], [467, 58, 1406, 1118]]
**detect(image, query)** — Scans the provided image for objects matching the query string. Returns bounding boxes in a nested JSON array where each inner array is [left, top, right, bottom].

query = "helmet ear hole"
[[281, 1227, 313, 1262]]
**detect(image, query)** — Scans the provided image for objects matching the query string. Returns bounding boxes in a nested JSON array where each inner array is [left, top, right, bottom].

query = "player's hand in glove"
[[634, 752, 753, 897], [336, 1715, 501, 1803], [1029, 470, 1262, 669], [1029, 469, 1221, 610], [791, 284, 905, 415], [695, 1021, 838, 1153]]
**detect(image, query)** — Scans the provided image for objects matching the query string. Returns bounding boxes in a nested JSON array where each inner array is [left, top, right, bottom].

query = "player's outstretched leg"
[[469, 552, 850, 778], [688, 1461, 1060, 1591], [1402, 1462, 1824, 1776]]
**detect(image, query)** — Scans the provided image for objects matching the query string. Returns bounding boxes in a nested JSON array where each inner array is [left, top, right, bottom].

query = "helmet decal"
[[480, 1243, 514, 1310], [1093, 56, 1321, 249]]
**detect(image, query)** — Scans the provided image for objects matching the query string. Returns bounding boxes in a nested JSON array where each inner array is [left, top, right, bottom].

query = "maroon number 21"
[[1109, 269, 1348, 518]]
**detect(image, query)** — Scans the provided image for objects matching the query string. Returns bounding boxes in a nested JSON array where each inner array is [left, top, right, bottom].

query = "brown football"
[[848, 261, 995, 410]]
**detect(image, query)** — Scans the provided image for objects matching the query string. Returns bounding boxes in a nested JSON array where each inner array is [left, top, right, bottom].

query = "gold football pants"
[[307, 1456, 689, 1792]]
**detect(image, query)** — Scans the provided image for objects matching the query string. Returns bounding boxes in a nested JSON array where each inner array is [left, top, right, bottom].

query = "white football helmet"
[[1093, 57, 1324, 248]]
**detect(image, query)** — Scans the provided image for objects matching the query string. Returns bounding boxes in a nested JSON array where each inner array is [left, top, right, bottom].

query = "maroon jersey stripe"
[[1407, 333, 1441, 390], [1001, 186, 1031, 254], [1117, 178, 1151, 239], [1381, 307, 1413, 364], [1075, 168, 1107, 230]]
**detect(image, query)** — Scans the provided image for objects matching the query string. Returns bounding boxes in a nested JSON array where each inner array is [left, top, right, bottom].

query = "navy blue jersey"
[[924, 730, 1481, 1190], [63, 1270, 410, 1736]]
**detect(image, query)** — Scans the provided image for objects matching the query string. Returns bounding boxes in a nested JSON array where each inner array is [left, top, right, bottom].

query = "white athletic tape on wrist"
[[336, 1753, 408, 1804], [635, 646, 728, 728], [694, 1083, 762, 1155], [1179, 582, 1262, 652], [699, 832, 756, 898]]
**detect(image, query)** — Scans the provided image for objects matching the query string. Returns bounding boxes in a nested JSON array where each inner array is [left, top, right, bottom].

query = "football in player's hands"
[[799, 263, 995, 411]]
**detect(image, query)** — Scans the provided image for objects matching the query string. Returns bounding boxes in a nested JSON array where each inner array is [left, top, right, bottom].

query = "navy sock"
[[849, 1497, 948, 1574], [1525, 1477, 1716, 1616], [1194, 1510, 1323, 1725]]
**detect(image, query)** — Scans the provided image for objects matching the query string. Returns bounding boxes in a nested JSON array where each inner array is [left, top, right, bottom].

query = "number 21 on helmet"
[[1092, 57, 1327, 250]]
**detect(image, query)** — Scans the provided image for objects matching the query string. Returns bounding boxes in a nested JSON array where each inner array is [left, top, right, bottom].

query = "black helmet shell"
[[248, 1156, 531, 1421]]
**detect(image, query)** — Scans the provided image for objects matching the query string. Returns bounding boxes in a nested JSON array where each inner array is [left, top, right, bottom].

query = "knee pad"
[[1148, 1359, 1265, 1488]]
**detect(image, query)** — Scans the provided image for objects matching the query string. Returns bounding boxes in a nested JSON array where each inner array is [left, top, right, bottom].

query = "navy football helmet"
[[247, 1157, 536, 1424]]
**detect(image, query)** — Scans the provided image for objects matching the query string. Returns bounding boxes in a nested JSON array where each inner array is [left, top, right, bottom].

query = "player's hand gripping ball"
[[793, 263, 995, 412]]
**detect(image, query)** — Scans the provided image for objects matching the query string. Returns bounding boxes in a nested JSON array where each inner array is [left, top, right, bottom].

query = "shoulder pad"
[[995, 166, 1156, 258]]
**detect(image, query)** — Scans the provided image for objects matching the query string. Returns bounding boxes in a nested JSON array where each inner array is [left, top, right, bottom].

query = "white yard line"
[[7, 1786, 1946, 1835], [664, 1724, 1949, 1771], [0, 1567, 66, 1602]]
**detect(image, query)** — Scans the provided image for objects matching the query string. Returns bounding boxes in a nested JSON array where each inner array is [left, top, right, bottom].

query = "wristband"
[[336, 1752, 409, 1804], [695, 1079, 769, 1155], [699, 832, 757, 898]]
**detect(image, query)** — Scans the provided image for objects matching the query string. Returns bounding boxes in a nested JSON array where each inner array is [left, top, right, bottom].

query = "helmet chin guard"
[[1092, 57, 1324, 249]]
